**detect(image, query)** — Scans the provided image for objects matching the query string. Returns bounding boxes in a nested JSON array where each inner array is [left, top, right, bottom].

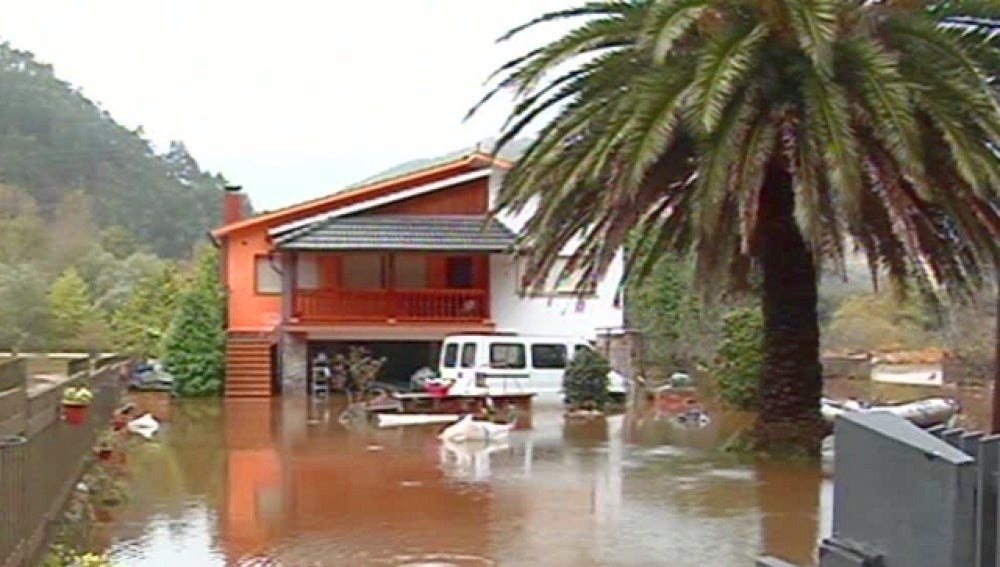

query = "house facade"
[[211, 150, 625, 397]]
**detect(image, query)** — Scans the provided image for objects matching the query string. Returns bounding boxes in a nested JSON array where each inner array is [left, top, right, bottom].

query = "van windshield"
[[442, 344, 459, 368]]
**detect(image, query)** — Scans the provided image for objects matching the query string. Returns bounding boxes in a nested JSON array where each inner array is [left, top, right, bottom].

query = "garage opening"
[[307, 340, 442, 390]]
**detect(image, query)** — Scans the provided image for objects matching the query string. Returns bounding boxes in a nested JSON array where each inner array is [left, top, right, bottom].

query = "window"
[[255, 256, 282, 294], [297, 255, 320, 290], [531, 344, 567, 369], [446, 257, 475, 288], [395, 255, 427, 288], [341, 254, 383, 289], [489, 343, 526, 369], [442, 344, 459, 368], [460, 343, 477, 368], [517, 255, 596, 296]]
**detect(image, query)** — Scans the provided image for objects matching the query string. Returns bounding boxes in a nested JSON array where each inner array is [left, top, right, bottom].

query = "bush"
[[327, 346, 386, 391], [563, 348, 610, 410], [714, 306, 764, 410], [161, 247, 225, 397]]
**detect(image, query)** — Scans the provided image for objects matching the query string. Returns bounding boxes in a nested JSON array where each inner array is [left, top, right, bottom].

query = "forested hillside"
[[0, 42, 231, 258], [0, 41, 235, 352]]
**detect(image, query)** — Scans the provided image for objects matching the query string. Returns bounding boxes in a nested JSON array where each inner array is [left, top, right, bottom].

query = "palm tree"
[[472, 1, 1000, 454]]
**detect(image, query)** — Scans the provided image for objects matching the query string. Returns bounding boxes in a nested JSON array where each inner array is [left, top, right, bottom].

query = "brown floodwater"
[[89, 378, 999, 567], [86, 393, 836, 567]]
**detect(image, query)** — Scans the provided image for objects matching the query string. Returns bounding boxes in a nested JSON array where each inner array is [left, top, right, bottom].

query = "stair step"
[[225, 389, 271, 396], [226, 360, 271, 367]]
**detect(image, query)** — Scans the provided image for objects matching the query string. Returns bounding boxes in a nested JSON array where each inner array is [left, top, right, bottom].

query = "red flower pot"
[[63, 403, 89, 425], [424, 383, 451, 398]]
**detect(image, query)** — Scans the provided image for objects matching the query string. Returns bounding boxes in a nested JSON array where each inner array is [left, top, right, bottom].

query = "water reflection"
[[99, 396, 829, 567]]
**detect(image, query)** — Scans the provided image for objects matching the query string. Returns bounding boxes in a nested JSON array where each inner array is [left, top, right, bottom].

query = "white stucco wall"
[[488, 253, 625, 340], [487, 166, 625, 339]]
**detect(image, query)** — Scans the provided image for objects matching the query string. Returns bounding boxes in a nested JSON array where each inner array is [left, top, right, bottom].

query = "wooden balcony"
[[292, 288, 489, 324]]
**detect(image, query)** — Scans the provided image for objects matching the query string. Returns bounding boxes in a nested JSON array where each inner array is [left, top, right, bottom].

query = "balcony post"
[[281, 252, 298, 323], [386, 253, 397, 319]]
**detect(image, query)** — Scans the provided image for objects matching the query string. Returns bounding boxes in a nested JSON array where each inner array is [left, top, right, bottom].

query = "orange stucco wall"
[[225, 227, 281, 331], [222, 168, 491, 332]]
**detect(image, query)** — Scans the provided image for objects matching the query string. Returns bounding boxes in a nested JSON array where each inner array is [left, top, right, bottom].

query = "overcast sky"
[[0, 0, 578, 210]]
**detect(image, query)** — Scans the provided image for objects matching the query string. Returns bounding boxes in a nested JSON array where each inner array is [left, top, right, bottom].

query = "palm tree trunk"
[[754, 163, 825, 455], [991, 269, 1000, 433]]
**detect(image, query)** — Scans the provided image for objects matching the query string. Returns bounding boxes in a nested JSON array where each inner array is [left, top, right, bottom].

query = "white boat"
[[821, 397, 959, 427], [376, 413, 460, 428], [127, 413, 160, 440], [438, 414, 516, 442]]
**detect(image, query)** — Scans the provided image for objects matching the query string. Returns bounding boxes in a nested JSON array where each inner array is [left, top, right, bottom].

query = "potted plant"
[[424, 376, 454, 398], [62, 386, 94, 425], [95, 431, 115, 462], [563, 348, 611, 419], [329, 346, 386, 401]]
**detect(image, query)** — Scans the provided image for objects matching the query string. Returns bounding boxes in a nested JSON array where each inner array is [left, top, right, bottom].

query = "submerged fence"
[[0, 357, 127, 567]]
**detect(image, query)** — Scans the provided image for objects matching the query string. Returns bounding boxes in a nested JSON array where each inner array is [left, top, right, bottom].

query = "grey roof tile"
[[275, 214, 518, 252]]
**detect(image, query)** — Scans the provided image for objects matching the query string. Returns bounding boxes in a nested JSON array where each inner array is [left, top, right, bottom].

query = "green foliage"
[[110, 264, 183, 359], [99, 225, 138, 260], [714, 306, 764, 410], [62, 386, 94, 405], [48, 267, 101, 350], [42, 545, 119, 567], [627, 252, 722, 370], [162, 248, 225, 397], [0, 43, 237, 258], [824, 292, 933, 353], [563, 348, 611, 410], [0, 263, 49, 350], [0, 184, 45, 265]]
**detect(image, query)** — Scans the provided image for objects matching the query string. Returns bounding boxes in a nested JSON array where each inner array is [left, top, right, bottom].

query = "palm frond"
[[783, 0, 838, 73], [496, 1, 642, 43], [687, 23, 767, 134], [837, 36, 929, 198], [641, 0, 712, 62], [802, 69, 863, 219]]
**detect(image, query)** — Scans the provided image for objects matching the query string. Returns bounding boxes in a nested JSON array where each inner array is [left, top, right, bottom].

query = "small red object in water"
[[62, 403, 88, 425], [425, 383, 451, 398]]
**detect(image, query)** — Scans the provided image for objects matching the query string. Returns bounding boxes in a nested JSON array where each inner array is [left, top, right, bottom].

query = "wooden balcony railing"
[[293, 289, 489, 323]]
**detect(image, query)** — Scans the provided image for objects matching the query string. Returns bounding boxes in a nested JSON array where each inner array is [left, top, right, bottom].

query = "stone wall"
[[280, 332, 308, 396]]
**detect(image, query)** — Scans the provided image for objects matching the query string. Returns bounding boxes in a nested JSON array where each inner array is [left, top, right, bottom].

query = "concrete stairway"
[[225, 334, 273, 398]]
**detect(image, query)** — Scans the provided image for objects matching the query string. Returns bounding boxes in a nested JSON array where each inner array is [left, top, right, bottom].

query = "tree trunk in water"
[[755, 163, 825, 455], [991, 269, 1000, 433]]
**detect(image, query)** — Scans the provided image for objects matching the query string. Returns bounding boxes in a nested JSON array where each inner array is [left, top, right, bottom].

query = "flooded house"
[[209, 150, 627, 397]]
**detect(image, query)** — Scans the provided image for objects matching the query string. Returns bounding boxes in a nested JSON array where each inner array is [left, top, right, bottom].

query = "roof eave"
[[212, 151, 502, 238]]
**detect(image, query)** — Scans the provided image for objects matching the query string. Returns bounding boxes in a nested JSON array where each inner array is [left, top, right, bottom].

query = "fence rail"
[[0, 361, 127, 567]]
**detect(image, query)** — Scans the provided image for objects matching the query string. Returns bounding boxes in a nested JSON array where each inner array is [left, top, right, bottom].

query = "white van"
[[437, 334, 628, 398]]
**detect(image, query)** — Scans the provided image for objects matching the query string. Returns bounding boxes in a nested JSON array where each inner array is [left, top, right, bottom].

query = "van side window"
[[460, 343, 477, 368], [489, 343, 526, 369], [531, 344, 567, 369], [442, 344, 458, 368]]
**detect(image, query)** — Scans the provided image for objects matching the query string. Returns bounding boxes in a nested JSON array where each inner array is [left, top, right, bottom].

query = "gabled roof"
[[211, 150, 512, 238], [270, 168, 492, 240], [274, 214, 517, 252]]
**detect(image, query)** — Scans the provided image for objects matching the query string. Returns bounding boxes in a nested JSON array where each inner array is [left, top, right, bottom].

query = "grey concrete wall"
[[595, 330, 642, 379], [830, 413, 976, 567], [280, 332, 308, 396]]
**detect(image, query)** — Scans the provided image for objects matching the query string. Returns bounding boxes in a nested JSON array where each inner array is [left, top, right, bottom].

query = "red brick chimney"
[[223, 185, 244, 225]]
